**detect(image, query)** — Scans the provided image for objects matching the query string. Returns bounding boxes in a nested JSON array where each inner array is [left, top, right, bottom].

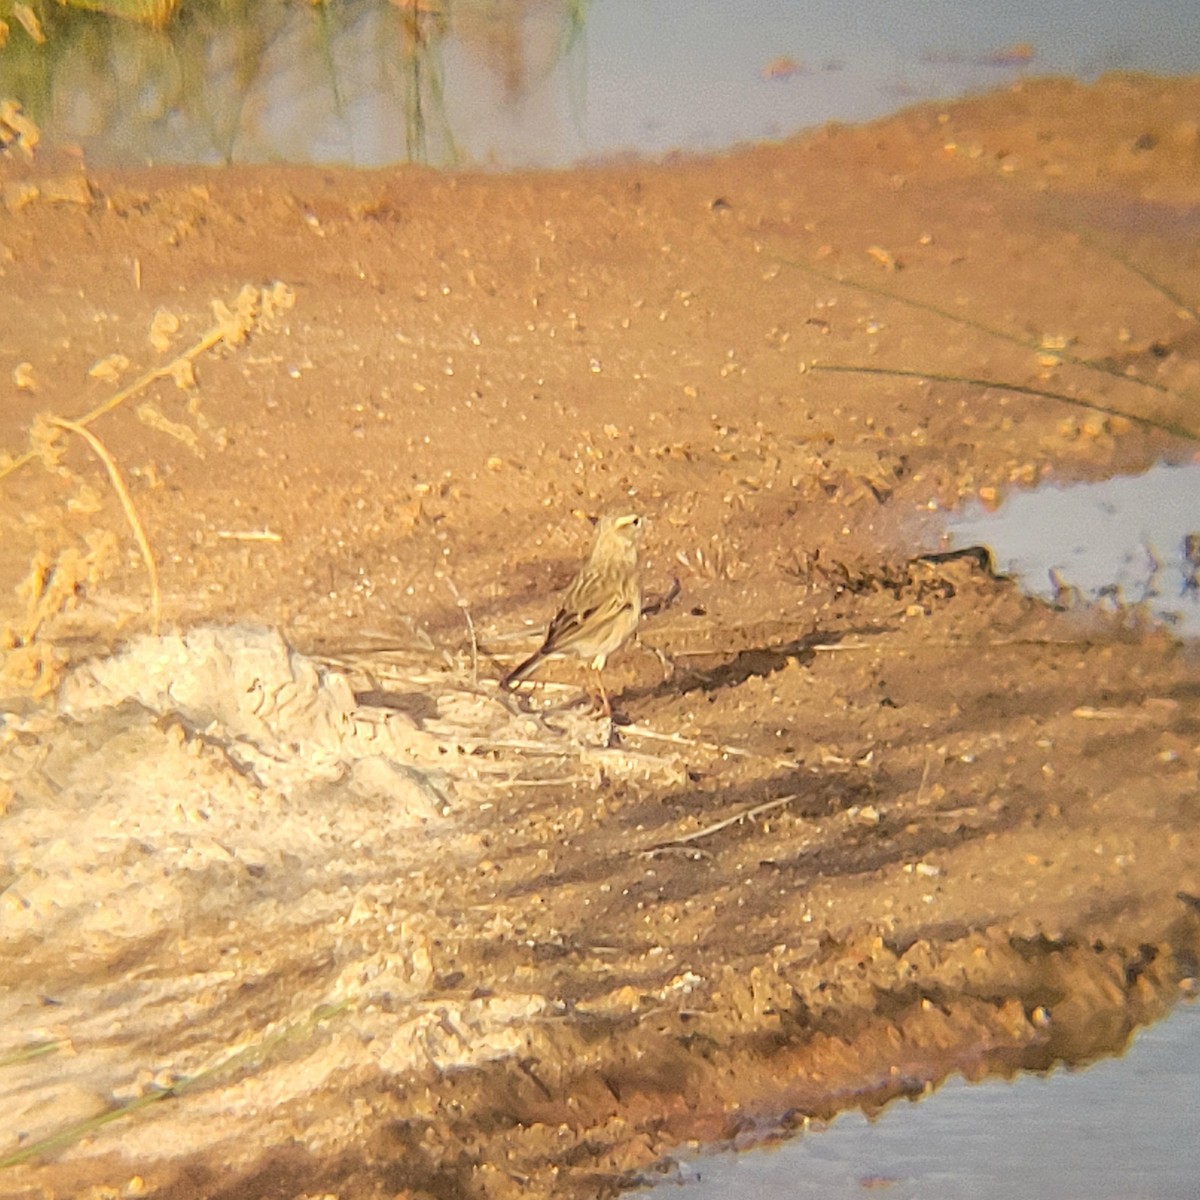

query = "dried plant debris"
[[0, 281, 294, 485], [784, 547, 1001, 601], [0, 283, 297, 697], [0, 531, 120, 700], [0, 98, 39, 158]]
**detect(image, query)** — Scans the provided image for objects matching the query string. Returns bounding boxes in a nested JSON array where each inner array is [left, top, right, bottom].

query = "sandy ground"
[[1, 73, 1199, 1199]]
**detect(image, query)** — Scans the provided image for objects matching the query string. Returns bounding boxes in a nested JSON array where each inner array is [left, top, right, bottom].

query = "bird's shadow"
[[627, 624, 896, 707]]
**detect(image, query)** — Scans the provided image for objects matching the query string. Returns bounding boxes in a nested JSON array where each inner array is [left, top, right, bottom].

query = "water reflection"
[[4, 0, 1200, 167], [0, 0, 585, 166], [635, 1000, 1200, 1200]]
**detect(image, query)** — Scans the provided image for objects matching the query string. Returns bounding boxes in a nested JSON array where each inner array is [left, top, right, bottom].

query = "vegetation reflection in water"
[[0, 0, 589, 165]]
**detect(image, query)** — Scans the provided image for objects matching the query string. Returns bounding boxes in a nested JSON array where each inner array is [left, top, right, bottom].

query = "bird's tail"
[[499, 647, 548, 691]]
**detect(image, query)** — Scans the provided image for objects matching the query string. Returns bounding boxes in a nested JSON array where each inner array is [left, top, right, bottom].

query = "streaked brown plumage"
[[500, 512, 644, 714]]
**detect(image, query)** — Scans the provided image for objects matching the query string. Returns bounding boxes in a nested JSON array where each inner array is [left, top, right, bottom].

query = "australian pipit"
[[500, 512, 644, 714]]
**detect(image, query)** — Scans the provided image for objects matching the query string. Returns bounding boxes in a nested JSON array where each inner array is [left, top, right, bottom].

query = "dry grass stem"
[[622, 722, 803, 773], [47, 418, 161, 635], [215, 529, 283, 542], [644, 792, 805, 854], [0, 282, 293, 484], [442, 573, 479, 687]]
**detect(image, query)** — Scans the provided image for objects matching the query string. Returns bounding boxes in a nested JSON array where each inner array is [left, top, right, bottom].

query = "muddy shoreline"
[[1, 74, 1199, 1198]]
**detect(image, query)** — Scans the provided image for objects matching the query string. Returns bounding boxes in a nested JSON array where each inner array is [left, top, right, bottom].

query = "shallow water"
[[635, 998, 1200, 1200], [5, 0, 1200, 166], [945, 461, 1200, 638]]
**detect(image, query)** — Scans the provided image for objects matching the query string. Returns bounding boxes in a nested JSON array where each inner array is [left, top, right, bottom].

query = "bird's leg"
[[594, 668, 612, 718]]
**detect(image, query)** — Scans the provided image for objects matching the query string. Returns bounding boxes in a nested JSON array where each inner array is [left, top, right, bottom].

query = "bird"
[[500, 512, 644, 715]]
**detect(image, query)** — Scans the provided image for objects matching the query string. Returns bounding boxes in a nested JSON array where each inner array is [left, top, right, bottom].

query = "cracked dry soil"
[[1, 73, 1200, 1199]]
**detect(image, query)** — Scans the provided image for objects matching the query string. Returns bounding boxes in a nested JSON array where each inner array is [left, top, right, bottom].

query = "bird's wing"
[[544, 588, 635, 653]]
